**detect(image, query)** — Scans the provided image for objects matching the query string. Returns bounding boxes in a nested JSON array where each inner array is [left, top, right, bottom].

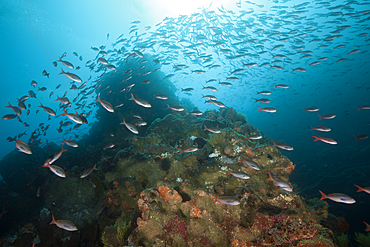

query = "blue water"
[[1, 0, 370, 240]]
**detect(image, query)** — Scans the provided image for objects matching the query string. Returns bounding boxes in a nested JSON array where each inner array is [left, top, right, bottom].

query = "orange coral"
[[231, 239, 252, 247], [190, 206, 202, 218], [158, 185, 182, 205], [286, 161, 295, 174], [245, 148, 254, 159]]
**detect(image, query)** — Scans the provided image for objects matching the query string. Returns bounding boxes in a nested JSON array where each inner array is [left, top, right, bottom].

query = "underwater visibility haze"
[[0, 0, 370, 246]]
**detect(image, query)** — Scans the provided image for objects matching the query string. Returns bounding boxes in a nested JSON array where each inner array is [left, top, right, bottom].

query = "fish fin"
[[166, 104, 170, 110], [354, 184, 364, 192], [354, 135, 359, 141], [312, 136, 321, 142], [258, 106, 262, 111], [317, 114, 323, 120], [303, 106, 307, 111], [212, 194, 218, 204], [61, 144, 68, 153], [177, 148, 184, 155], [310, 126, 314, 131], [203, 125, 208, 131], [266, 172, 273, 181], [319, 190, 327, 200], [129, 93, 135, 100], [93, 163, 98, 170], [59, 68, 64, 75], [50, 214, 56, 225]]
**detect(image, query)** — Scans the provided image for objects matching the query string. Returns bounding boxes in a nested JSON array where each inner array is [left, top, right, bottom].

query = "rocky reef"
[[0, 106, 342, 246]]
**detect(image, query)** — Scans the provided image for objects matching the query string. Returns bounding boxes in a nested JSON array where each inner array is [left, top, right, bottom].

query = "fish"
[[153, 94, 168, 100], [266, 172, 293, 192], [28, 90, 37, 98], [273, 84, 289, 89], [205, 100, 225, 108], [15, 140, 32, 154], [273, 141, 294, 151], [57, 57, 74, 69], [189, 110, 203, 116], [178, 147, 198, 155], [247, 135, 262, 140], [59, 68, 82, 83], [258, 106, 277, 113], [254, 98, 270, 104], [303, 106, 319, 112], [318, 114, 336, 120], [2, 114, 17, 120], [129, 93, 151, 108], [241, 159, 260, 170], [61, 109, 84, 124], [44, 145, 68, 166], [80, 164, 98, 178], [356, 105, 370, 111], [226, 168, 250, 179], [95, 93, 114, 112], [55, 95, 69, 104], [319, 190, 355, 204], [312, 136, 337, 145], [31, 80, 37, 87], [43, 161, 66, 178], [50, 214, 77, 231], [291, 68, 306, 72], [120, 117, 138, 134], [97, 57, 108, 65], [38, 103, 56, 116], [42, 70, 50, 78], [354, 134, 369, 141], [202, 86, 218, 92], [354, 184, 370, 195], [166, 104, 185, 111], [6, 102, 21, 115], [181, 88, 194, 92], [213, 195, 240, 205], [61, 137, 78, 147], [203, 125, 221, 133], [257, 91, 271, 95], [310, 126, 331, 132]]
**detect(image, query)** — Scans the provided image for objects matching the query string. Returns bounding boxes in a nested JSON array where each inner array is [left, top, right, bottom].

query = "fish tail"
[[177, 148, 184, 155], [266, 172, 273, 181], [354, 184, 364, 192], [258, 106, 262, 111], [93, 163, 98, 170], [354, 135, 359, 141], [166, 104, 170, 110], [61, 137, 66, 143], [59, 68, 64, 75], [319, 190, 327, 200], [318, 114, 323, 120], [50, 214, 56, 225], [203, 125, 208, 131], [129, 93, 135, 100], [303, 106, 307, 111], [212, 194, 218, 204], [310, 126, 314, 131], [356, 107, 361, 111], [312, 136, 321, 142], [61, 144, 68, 153], [254, 99, 258, 103]]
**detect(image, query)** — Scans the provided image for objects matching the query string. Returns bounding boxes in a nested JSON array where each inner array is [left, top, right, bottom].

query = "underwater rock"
[[127, 182, 336, 246], [161, 158, 171, 172]]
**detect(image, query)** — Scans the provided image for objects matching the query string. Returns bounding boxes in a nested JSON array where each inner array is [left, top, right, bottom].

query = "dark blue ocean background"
[[0, 0, 369, 240]]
